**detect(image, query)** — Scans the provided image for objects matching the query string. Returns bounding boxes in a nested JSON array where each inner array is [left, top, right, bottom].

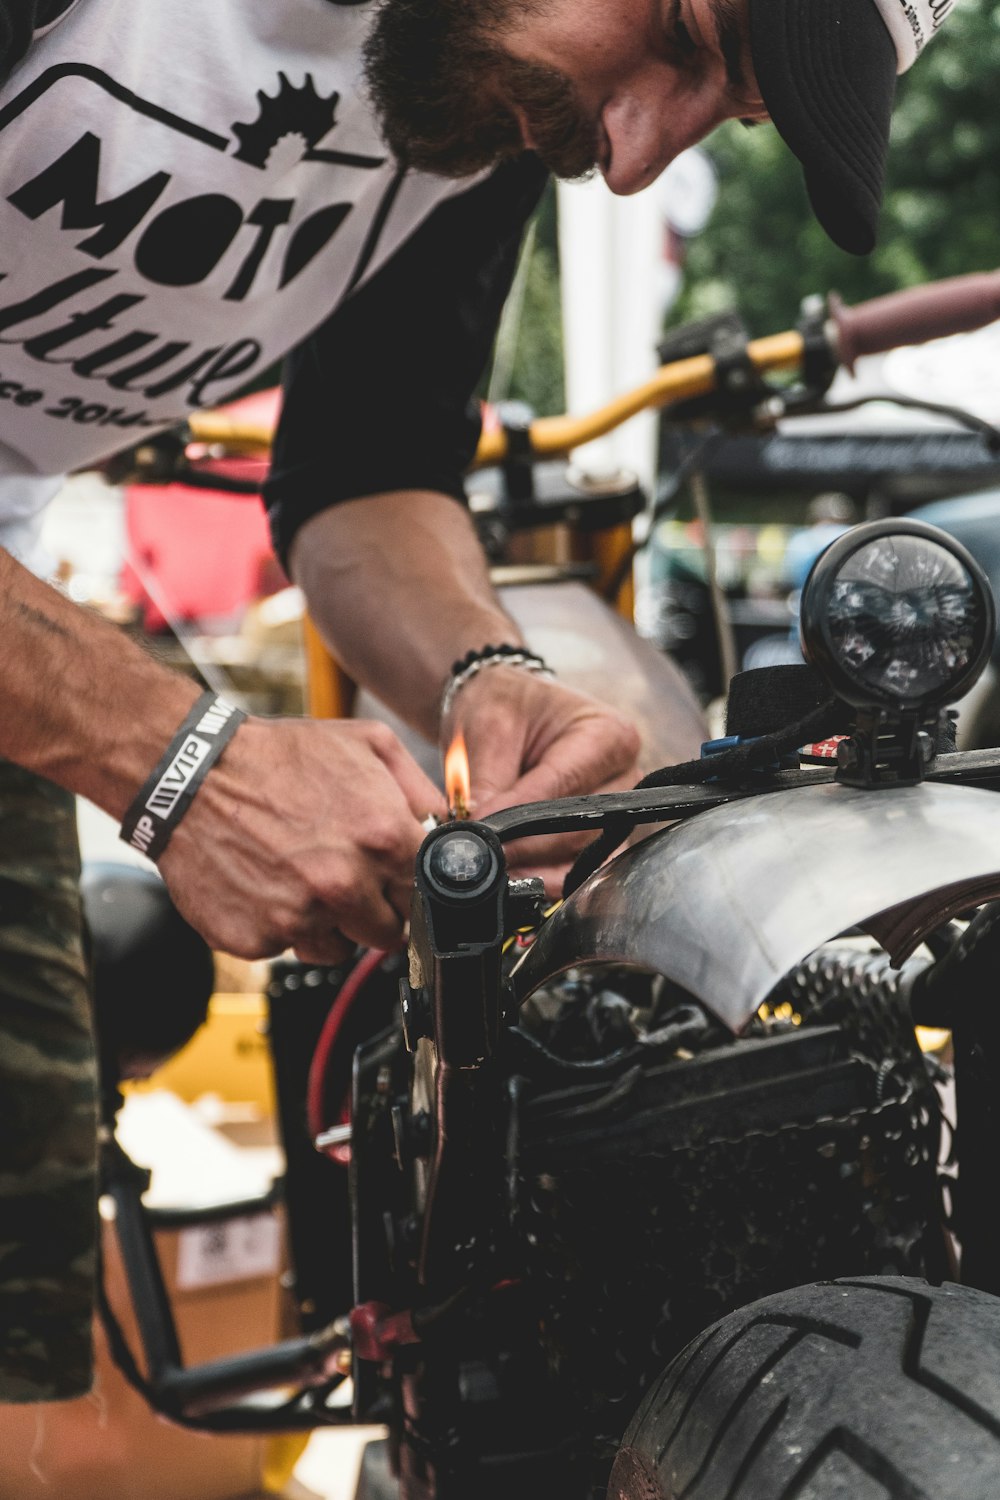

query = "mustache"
[[498, 58, 600, 179]]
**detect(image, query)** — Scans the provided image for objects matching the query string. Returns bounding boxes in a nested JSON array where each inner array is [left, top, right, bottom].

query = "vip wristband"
[[120, 692, 247, 861]]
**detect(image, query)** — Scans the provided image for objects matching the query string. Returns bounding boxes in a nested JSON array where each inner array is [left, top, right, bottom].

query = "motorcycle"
[[93, 270, 1000, 1499]]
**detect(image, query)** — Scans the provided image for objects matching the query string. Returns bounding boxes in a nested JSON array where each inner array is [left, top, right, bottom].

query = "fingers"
[[453, 672, 640, 817], [293, 930, 356, 966], [501, 716, 639, 808], [157, 682, 638, 967], [361, 720, 448, 822], [300, 880, 407, 955], [158, 715, 431, 961]]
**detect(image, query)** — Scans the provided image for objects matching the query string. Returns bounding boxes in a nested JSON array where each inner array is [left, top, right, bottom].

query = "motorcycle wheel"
[[609, 1277, 1000, 1500]]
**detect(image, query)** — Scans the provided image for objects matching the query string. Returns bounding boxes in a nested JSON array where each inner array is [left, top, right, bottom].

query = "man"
[[365, 0, 953, 257], [0, 0, 639, 1406], [0, 0, 950, 1407]]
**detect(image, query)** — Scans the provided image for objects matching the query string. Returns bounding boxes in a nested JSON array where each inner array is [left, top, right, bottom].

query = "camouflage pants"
[[0, 759, 97, 1402]]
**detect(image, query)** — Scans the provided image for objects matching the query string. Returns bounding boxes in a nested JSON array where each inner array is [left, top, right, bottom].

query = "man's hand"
[[442, 666, 640, 884], [159, 716, 446, 963]]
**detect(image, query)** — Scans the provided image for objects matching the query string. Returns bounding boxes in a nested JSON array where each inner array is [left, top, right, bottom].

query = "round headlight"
[[800, 519, 996, 712], [422, 826, 499, 900]]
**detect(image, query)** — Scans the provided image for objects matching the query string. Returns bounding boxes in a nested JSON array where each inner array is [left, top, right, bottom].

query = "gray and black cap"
[[748, 0, 955, 255]]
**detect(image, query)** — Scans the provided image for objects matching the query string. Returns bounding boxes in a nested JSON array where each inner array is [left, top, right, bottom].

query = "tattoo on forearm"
[[15, 601, 71, 640]]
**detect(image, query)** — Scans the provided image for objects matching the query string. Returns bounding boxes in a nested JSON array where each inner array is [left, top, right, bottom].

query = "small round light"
[[800, 519, 995, 712], [426, 830, 497, 895]]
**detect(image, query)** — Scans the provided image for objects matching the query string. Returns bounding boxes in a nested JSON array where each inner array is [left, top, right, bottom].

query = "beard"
[[363, 0, 598, 179]]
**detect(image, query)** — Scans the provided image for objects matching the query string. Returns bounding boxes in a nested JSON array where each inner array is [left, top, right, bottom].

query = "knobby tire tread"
[[610, 1278, 1000, 1500], [656, 1313, 862, 1469], [777, 1426, 929, 1500], [718, 1396, 790, 1500], [836, 1278, 1000, 1438]]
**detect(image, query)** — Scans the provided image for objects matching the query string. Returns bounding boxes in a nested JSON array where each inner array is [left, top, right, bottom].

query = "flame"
[[444, 730, 471, 819]]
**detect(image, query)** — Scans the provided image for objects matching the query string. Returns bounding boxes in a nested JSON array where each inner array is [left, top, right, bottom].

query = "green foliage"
[[491, 179, 566, 416], [508, 236, 566, 414], [675, 0, 1000, 334]]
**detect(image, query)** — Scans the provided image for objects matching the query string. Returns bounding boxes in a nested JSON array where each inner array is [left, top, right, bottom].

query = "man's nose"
[[600, 92, 664, 194]]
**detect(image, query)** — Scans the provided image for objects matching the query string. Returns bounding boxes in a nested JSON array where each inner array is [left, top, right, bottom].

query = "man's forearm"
[[0, 546, 199, 814], [289, 491, 523, 741]]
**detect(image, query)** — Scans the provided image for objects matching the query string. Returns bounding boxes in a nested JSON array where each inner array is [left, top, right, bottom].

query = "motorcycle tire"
[[608, 1276, 1000, 1500]]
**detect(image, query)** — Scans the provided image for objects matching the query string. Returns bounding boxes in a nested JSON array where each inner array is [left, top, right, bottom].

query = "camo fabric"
[[0, 758, 97, 1401]]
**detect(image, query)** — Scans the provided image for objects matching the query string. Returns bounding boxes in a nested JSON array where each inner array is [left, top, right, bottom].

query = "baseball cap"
[[748, 0, 955, 255]]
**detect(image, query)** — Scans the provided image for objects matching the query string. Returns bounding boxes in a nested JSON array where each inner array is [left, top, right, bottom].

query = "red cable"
[[306, 947, 388, 1151]]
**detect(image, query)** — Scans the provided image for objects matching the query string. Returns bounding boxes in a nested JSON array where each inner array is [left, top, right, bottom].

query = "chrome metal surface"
[[511, 780, 1000, 1032]]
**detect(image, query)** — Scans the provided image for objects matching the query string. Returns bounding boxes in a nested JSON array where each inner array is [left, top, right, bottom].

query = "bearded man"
[[0, 0, 948, 1404]]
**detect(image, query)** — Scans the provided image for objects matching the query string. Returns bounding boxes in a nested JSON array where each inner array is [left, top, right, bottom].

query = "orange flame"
[[444, 730, 471, 819]]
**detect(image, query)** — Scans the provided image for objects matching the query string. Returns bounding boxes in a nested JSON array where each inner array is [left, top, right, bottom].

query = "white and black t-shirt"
[[0, 0, 545, 569]]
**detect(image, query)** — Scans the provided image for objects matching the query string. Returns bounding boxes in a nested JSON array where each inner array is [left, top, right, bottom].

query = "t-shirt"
[[0, 0, 546, 569]]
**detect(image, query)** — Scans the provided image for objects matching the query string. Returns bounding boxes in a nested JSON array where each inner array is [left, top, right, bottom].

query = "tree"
[[674, 0, 1000, 334]]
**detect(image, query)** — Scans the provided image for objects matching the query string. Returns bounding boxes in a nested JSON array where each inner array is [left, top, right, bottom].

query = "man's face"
[[496, 0, 767, 193]]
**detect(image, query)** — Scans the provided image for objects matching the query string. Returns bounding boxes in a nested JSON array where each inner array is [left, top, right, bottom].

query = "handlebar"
[[187, 409, 273, 455], [473, 331, 805, 466], [185, 269, 1000, 465], [830, 270, 1000, 373]]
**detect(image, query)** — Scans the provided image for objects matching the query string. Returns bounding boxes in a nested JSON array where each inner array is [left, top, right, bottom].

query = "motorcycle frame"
[[99, 269, 1000, 1443], [100, 740, 1000, 1434]]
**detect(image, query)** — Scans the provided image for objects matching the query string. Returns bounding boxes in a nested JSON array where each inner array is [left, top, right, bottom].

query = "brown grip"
[[831, 271, 1000, 371]]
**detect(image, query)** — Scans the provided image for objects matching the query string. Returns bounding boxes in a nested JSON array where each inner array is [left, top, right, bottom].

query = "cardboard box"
[[0, 1093, 285, 1500]]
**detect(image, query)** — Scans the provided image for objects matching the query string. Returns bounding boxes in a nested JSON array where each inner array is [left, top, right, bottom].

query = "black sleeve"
[[0, 0, 76, 82], [264, 154, 549, 564]]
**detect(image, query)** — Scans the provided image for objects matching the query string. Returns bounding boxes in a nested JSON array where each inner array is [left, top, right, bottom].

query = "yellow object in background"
[[128, 993, 275, 1112], [262, 1434, 312, 1493], [915, 1026, 952, 1055]]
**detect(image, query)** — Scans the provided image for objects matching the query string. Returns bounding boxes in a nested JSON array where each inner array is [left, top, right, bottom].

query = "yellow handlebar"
[[186, 329, 806, 465], [187, 410, 274, 454], [473, 331, 804, 467]]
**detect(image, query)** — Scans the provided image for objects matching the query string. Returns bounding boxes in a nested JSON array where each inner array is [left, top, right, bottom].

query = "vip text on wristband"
[[120, 692, 247, 860]]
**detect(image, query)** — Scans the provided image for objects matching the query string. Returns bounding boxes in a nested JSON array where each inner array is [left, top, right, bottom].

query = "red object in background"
[[122, 482, 285, 633], [121, 388, 286, 633]]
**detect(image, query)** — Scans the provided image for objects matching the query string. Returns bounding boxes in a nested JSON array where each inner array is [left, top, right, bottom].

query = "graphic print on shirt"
[[0, 0, 468, 480], [231, 72, 382, 169], [0, 68, 383, 432]]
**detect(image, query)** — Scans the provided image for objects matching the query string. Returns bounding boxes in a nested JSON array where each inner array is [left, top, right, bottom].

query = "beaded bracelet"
[[440, 644, 554, 722]]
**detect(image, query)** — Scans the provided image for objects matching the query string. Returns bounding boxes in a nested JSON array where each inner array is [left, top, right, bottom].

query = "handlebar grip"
[[831, 271, 1000, 371]]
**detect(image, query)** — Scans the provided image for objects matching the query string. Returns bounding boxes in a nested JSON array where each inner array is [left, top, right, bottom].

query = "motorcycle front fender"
[[511, 780, 1000, 1033]]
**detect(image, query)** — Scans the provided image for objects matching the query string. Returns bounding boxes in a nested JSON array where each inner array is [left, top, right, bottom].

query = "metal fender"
[[510, 780, 1000, 1033]]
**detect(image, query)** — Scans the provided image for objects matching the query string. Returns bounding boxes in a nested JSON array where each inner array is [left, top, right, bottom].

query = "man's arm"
[[0, 545, 198, 810], [268, 158, 640, 843], [0, 545, 446, 958], [290, 490, 639, 817], [289, 490, 512, 741]]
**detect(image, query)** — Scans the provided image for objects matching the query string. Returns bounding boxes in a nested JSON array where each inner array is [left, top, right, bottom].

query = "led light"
[[425, 829, 498, 896], [800, 519, 995, 712]]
